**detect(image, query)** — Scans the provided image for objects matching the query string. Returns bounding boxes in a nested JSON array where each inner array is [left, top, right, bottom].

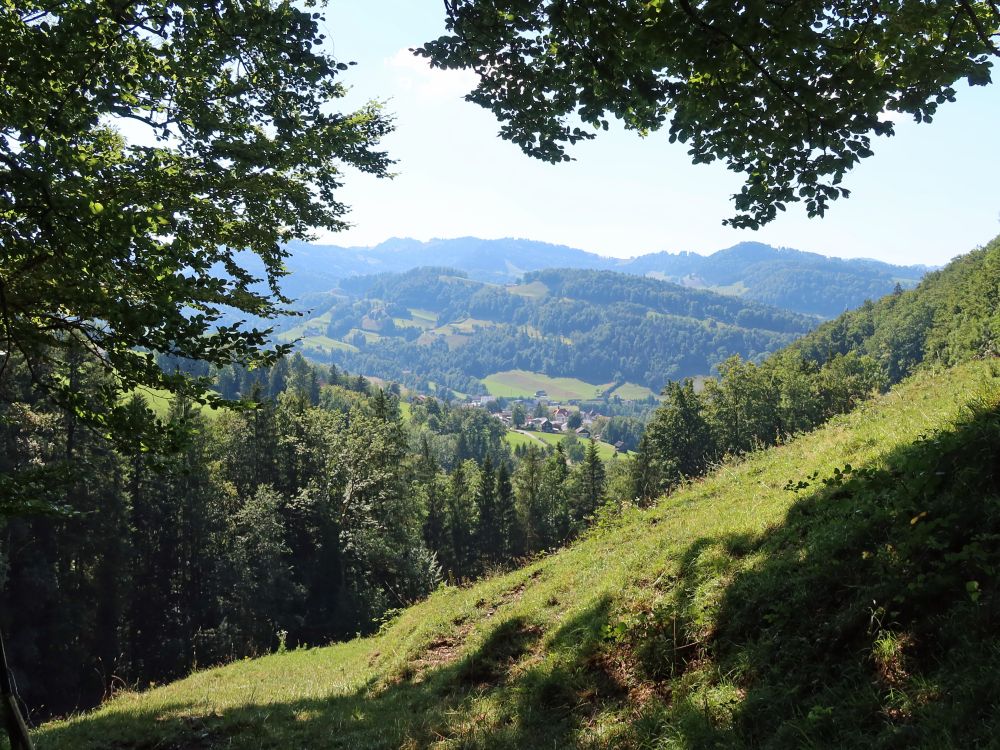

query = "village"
[[461, 390, 629, 453]]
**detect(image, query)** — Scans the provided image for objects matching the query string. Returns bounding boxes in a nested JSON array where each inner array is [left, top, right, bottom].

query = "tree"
[[474, 456, 499, 564], [1, 5, 391, 741], [1, 0, 392, 452], [512, 402, 527, 428], [421, 1, 997, 227], [645, 379, 714, 490], [515, 446, 547, 552], [572, 441, 606, 524], [495, 462, 518, 559]]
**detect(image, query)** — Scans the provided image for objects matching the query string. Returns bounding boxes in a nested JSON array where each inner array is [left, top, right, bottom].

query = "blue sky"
[[320, 0, 999, 266]]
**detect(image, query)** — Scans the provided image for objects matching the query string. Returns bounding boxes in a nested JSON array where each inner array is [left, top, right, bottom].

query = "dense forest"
[[286, 267, 814, 394], [0, 353, 624, 720]]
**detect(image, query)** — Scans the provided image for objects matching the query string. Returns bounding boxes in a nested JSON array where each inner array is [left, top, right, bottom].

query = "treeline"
[[634, 235, 1000, 500], [0, 352, 622, 721], [310, 266, 813, 392], [523, 268, 812, 333]]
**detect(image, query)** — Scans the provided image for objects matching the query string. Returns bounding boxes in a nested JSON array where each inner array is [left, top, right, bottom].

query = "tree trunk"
[[0, 626, 33, 750]]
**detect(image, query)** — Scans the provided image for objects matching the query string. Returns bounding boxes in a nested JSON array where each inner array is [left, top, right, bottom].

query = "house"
[[535, 390, 547, 398], [553, 407, 570, 419], [576, 426, 592, 439], [613, 440, 626, 452]]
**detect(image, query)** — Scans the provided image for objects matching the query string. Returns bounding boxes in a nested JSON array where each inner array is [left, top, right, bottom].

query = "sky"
[[317, 0, 1000, 266]]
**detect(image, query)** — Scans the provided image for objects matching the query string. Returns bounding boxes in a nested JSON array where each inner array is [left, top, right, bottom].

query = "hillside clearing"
[[482, 370, 613, 400]]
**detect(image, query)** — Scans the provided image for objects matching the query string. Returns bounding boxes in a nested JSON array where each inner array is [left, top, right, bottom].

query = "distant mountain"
[[616, 242, 931, 318], [275, 238, 930, 318], [278, 266, 816, 396]]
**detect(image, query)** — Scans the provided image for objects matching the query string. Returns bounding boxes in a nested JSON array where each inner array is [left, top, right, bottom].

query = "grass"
[[610, 382, 658, 400], [35, 362, 1000, 749], [503, 430, 540, 451], [276, 309, 334, 342], [408, 308, 439, 324], [398, 400, 412, 423], [298, 334, 358, 353], [482, 370, 613, 400], [507, 281, 549, 300], [432, 318, 497, 336], [124, 387, 224, 422]]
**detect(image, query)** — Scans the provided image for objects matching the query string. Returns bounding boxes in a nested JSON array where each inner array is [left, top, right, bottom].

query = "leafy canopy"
[[0, 0, 391, 445], [419, 0, 997, 227]]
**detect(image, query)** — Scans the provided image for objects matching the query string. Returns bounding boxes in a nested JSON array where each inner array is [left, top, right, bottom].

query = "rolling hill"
[[277, 267, 816, 396], [269, 237, 929, 318]]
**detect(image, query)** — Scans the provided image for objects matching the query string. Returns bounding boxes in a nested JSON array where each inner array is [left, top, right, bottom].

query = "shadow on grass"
[[35, 402, 1000, 749], [636, 398, 1000, 748], [34, 599, 624, 750]]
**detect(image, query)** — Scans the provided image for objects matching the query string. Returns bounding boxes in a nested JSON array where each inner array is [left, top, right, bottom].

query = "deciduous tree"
[[421, 0, 997, 227]]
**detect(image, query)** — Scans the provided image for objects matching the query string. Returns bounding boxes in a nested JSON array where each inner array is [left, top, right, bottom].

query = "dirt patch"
[[404, 573, 545, 683], [456, 618, 544, 687]]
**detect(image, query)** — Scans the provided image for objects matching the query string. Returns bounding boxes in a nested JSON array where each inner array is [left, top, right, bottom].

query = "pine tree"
[[543, 444, 571, 544], [495, 462, 518, 559], [573, 441, 606, 524], [445, 462, 475, 577], [474, 456, 498, 564], [515, 446, 547, 553]]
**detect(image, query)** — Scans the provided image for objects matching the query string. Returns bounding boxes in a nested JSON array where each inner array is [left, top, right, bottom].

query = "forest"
[[293, 267, 814, 394], [267, 238, 927, 317]]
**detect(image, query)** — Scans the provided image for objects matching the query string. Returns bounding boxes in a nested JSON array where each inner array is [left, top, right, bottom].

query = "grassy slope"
[[124, 387, 224, 422], [610, 382, 658, 400], [483, 370, 614, 400], [37, 362, 1000, 749]]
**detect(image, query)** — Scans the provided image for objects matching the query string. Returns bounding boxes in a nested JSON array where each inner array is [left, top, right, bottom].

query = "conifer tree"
[[474, 456, 499, 564], [573, 441, 607, 524], [495, 462, 518, 559]]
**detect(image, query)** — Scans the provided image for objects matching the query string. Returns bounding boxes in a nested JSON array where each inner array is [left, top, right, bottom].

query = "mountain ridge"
[[278, 237, 930, 318]]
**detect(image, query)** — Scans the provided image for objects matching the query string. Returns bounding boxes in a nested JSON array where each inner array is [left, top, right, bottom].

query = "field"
[[504, 429, 621, 461], [502, 430, 539, 451], [482, 370, 613, 400], [610, 382, 658, 400], [36, 362, 1000, 749], [506, 281, 549, 299], [297, 335, 358, 354], [276, 309, 334, 342]]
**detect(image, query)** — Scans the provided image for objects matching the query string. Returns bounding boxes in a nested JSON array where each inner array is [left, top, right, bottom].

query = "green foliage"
[[420, 1, 996, 226], [0, 0, 391, 457], [636, 235, 1000, 505]]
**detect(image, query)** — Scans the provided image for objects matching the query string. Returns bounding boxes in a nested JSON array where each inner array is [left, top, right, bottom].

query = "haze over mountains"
[[279, 237, 931, 318]]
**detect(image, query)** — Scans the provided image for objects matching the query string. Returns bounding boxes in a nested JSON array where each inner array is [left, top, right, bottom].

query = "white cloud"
[[385, 47, 478, 100]]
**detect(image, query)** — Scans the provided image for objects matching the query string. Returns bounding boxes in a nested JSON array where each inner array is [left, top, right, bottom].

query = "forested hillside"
[[282, 266, 814, 395], [33, 234, 1000, 745], [268, 238, 927, 317], [0, 352, 630, 721]]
